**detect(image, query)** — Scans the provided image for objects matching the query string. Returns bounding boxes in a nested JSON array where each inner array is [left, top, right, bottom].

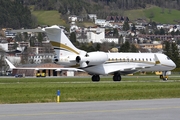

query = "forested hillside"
[[0, 0, 35, 29], [23, 0, 180, 19], [1, 0, 180, 29]]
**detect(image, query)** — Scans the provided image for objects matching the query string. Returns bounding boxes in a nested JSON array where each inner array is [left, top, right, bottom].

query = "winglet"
[[5, 58, 16, 69], [154, 54, 161, 65]]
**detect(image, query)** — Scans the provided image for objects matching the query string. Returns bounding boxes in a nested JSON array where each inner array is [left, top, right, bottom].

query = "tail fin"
[[5, 58, 16, 69], [43, 25, 86, 58]]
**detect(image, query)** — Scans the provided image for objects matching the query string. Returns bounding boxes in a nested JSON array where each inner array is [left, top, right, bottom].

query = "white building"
[[95, 19, 106, 26], [6, 56, 21, 65], [104, 38, 118, 44], [29, 53, 54, 64], [95, 19, 113, 27], [88, 14, 97, 20], [68, 15, 78, 22], [86, 27, 105, 43], [77, 27, 118, 43], [0, 42, 8, 51], [135, 25, 145, 30]]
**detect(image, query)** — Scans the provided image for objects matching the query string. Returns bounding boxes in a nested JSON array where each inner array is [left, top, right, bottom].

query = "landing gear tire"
[[159, 75, 163, 79], [92, 75, 100, 82], [113, 73, 121, 81], [162, 76, 168, 81], [159, 71, 168, 81], [159, 75, 168, 81]]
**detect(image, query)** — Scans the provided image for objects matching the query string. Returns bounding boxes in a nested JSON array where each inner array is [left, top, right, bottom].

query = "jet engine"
[[76, 51, 108, 67], [53, 55, 59, 63]]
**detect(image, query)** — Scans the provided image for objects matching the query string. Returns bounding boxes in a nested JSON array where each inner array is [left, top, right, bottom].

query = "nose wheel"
[[160, 71, 168, 81]]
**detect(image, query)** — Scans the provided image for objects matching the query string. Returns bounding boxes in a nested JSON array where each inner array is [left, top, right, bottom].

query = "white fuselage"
[[56, 52, 176, 75]]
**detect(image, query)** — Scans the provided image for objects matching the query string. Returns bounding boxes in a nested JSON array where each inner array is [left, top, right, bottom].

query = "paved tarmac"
[[0, 98, 180, 120]]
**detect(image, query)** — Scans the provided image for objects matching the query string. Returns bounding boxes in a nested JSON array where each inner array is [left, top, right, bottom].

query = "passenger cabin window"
[[167, 57, 170, 60]]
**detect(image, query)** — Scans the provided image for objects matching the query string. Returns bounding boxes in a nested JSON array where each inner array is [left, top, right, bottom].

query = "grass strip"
[[0, 76, 179, 104]]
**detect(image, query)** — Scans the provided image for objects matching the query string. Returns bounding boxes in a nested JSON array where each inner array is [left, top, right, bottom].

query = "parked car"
[[15, 74, 23, 78], [36, 73, 46, 77]]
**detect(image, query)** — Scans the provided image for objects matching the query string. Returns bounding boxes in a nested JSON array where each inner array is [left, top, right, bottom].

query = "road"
[[0, 98, 180, 120]]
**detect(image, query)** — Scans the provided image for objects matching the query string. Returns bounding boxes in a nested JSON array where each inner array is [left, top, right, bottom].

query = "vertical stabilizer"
[[43, 25, 86, 58], [5, 58, 16, 69]]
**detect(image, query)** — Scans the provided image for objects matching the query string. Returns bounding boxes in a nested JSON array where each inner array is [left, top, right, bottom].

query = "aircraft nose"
[[172, 61, 176, 69]]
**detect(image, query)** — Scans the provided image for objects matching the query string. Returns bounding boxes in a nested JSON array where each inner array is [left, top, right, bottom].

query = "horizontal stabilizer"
[[56, 68, 84, 72], [5, 58, 16, 69], [11, 29, 44, 33]]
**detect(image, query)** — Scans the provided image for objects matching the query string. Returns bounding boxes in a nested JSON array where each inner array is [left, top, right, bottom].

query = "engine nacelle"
[[53, 55, 59, 63], [76, 51, 108, 67]]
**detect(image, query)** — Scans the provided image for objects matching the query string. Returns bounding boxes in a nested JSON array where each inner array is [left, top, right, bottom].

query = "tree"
[[21, 47, 33, 64], [163, 41, 171, 58], [0, 0, 35, 28], [130, 44, 138, 52], [0, 47, 8, 75], [37, 33, 43, 43], [113, 28, 119, 37], [149, 11, 154, 19], [163, 41, 180, 68], [131, 23, 136, 32], [95, 43, 101, 51], [123, 21, 130, 31], [119, 41, 130, 52], [118, 35, 123, 45], [171, 42, 180, 67], [69, 32, 76, 44], [159, 28, 165, 35]]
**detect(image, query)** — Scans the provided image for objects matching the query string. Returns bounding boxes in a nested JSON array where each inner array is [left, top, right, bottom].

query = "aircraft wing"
[[11, 29, 44, 33], [105, 63, 153, 75], [5, 58, 84, 72], [9, 67, 84, 72], [55, 68, 84, 72]]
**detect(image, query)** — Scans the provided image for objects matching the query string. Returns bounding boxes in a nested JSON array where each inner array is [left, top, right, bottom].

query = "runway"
[[0, 98, 180, 120]]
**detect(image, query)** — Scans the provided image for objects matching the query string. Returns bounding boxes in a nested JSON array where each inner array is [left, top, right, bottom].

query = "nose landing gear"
[[160, 71, 168, 81]]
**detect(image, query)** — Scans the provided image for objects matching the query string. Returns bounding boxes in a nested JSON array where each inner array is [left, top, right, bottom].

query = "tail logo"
[[50, 41, 79, 54]]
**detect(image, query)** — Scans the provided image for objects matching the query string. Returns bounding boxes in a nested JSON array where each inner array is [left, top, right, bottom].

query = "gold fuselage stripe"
[[50, 41, 79, 54]]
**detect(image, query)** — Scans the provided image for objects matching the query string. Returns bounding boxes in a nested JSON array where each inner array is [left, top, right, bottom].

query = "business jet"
[[42, 25, 176, 81]]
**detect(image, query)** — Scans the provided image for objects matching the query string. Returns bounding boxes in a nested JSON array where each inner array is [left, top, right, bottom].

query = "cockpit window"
[[167, 57, 170, 60]]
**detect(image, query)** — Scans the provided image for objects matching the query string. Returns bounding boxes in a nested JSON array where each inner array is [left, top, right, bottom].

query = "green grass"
[[32, 10, 67, 26], [125, 6, 180, 24], [0, 76, 180, 104], [124, 8, 146, 21], [31, 6, 180, 27]]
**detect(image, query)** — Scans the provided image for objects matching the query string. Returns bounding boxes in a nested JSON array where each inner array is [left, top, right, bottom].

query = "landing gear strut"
[[159, 71, 168, 81], [92, 75, 100, 82], [113, 72, 121, 81]]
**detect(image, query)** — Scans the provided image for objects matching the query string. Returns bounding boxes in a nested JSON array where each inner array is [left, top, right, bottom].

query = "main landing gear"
[[92, 75, 100, 82], [159, 71, 168, 81], [113, 72, 121, 81], [91, 72, 122, 82]]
